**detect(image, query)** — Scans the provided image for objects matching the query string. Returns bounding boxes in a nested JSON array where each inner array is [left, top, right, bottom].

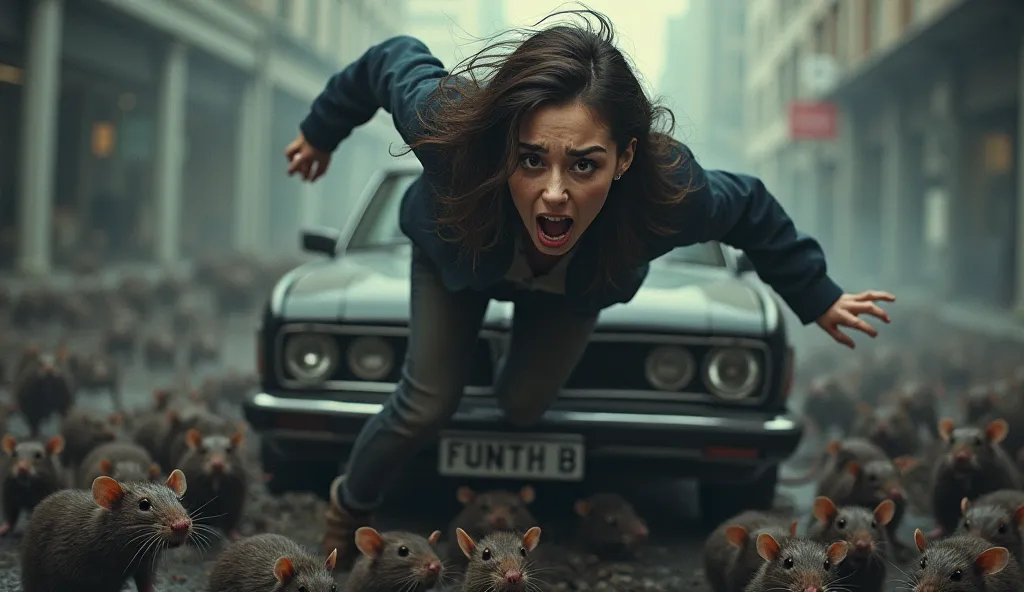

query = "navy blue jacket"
[[299, 35, 844, 324]]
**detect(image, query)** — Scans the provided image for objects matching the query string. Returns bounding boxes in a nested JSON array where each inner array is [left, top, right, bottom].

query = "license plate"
[[438, 432, 585, 481]]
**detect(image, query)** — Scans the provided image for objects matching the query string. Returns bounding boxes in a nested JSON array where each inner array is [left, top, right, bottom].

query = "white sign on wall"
[[801, 54, 839, 95]]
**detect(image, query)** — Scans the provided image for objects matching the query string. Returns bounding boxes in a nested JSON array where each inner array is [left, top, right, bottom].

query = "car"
[[244, 164, 803, 523]]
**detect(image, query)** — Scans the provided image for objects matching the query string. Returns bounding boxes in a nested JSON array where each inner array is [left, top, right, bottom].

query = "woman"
[[285, 10, 894, 565]]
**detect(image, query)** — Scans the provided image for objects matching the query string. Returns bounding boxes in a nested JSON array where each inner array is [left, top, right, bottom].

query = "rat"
[[189, 332, 221, 367], [103, 307, 139, 357], [782, 437, 888, 487], [77, 441, 161, 488], [817, 458, 910, 553], [207, 532, 338, 592], [703, 510, 798, 592], [165, 409, 236, 467], [0, 434, 65, 536], [20, 469, 192, 592], [345, 527, 444, 592], [456, 526, 541, 592], [806, 496, 895, 592], [802, 376, 858, 437], [572, 492, 649, 560], [964, 384, 1002, 425], [744, 533, 849, 592], [446, 485, 538, 570], [143, 334, 176, 370], [894, 381, 941, 440], [931, 418, 1022, 535], [67, 351, 123, 410], [908, 528, 1022, 592], [132, 400, 221, 469], [59, 407, 123, 469], [177, 427, 247, 539], [13, 349, 75, 437], [959, 492, 1024, 564], [850, 402, 921, 458]]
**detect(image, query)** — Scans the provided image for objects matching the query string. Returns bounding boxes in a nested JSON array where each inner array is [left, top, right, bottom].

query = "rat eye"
[[138, 499, 151, 511], [398, 546, 409, 557], [34, 451, 42, 459], [998, 523, 1008, 534], [783, 557, 794, 569], [870, 521, 877, 528], [298, 587, 308, 592], [824, 559, 831, 570], [920, 556, 928, 569], [520, 547, 527, 557], [836, 519, 846, 529], [482, 548, 492, 561], [974, 437, 983, 446], [950, 569, 963, 581], [963, 520, 972, 529]]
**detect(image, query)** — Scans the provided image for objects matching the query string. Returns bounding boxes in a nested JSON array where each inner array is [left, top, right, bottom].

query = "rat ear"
[[975, 547, 1010, 576], [845, 461, 861, 476], [939, 418, 955, 441], [985, 419, 1009, 444], [573, 499, 591, 518], [873, 499, 895, 526], [354, 526, 383, 558], [273, 557, 295, 584], [521, 526, 541, 552], [98, 459, 113, 476], [812, 496, 838, 524], [756, 533, 780, 562], [519, 485, 535, 504], [230, 432, 244, 448], [892, 455, 917, 473], [1, 435, 16, 454], [789, 520, 799, 536], [45, 435, 64, 456], [148, 463, 162, 480], [92, 476, 125, 510], [108, 412, 123, 426], [428, 530, 441, 546], [152, 388, 169, 406], [456, 527, 476, 559], [167, 410, 181, 427], [165, 469, 187, 497], [961, 497, 971, 515], [826, 541, 849, 565], [725, 525, 749, 547], [324, 548, 338, 572], [914, 528, 928, 552], [185, 428, 202, 449], [456, 486, 475, 505], [826, 440, 841, 456]]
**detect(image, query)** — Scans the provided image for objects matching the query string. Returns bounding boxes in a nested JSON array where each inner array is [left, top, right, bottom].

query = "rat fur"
[[908, 529, 1023, 592], [177, 427, 247, 539], [446, 486, 538, 570], [0, 434, 65, 536], [77, 440, 161, 488], [806, 496, 895, 592], [573, 492, 649, 560], [744, 534, 850, 592], [702, 510, 798, 592], [346, 527, 444, 592], [207, 532, 338, 592], [457, 526, 542, 592]]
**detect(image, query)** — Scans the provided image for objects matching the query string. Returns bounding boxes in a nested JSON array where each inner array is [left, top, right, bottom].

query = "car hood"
[[282, 248, 766, 336]]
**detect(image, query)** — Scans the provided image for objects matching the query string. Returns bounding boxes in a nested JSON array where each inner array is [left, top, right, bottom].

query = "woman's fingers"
[[310, 157, 330, 182], [855, 290, 896, 303], [825, 323, 855, 349], [841, 310, 878, 338], [846, 300, 890, 323]]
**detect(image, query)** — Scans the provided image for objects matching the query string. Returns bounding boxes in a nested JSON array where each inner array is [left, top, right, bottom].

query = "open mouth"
[[536, 215, 574, 249]]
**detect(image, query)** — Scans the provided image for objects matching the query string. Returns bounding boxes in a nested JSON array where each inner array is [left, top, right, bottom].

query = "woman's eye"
[[573, 160, 595, 173], [520, 154, 542, 168]]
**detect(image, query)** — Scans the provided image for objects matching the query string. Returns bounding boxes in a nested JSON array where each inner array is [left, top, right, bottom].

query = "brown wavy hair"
[[402, 7, 699, 288]]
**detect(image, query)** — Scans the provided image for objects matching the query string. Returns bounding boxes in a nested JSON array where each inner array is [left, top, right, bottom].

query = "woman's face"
[[509, 101, 635, 256]]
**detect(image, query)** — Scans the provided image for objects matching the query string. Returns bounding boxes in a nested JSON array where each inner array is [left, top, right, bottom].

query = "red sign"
[[788, 101, 838, 140]]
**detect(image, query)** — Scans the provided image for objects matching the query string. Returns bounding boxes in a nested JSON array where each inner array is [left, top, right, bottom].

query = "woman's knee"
[[496, 386, 557, 427], [380, 377, 462, 439]]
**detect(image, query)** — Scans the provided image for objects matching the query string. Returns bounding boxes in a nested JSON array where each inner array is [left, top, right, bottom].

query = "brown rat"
[[931, 418, 1022, 534], [177, 427, 248, 540], [806, 496, 895, 592], [207, 532, 338, 592], [77, 440, 161, 488], [59, 407, 124, 469], [20, 469, 193, 592], [13, 349, 75, 437], [446, 486, 538, 570], [702, 510, 798, 592], [959, 492, 1024, 564], [0, 434, 65, 536], [572, 492, 649, 560], [744, 533, 849, 592], [908, 528, 1022, 592], [346, 527, 445, 592], [457, 526, 542, 592]]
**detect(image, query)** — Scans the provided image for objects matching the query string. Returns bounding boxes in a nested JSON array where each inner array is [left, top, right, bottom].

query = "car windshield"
[[345, 170, 726, 268]]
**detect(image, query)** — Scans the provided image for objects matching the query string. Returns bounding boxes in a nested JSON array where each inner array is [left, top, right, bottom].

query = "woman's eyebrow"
[[518, 141, 607, 156]]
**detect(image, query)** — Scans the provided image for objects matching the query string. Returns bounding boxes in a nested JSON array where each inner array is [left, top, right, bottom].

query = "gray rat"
[[931, 418, 1022, 534], [59, 407, 123, 468], [785, 438, 888, 487], [959, 491, 1024, 564], [68, 351, 123, 410], [77, 440, 161, 488], [744, 533, 849, 592], [143, 333, 176, 370], [346, 527, 444, 592], [802, 376, 858, 436], [456, 526, 542, 592], [571, 492, 649, 560], [177, 427, 247, 539], [207, 532, 338, 592], [20, 469, 193, 592], [446, 485, 538, 570], [908, 528, 1022, 592], [818, 457, 910, 555], [806, 496, 895, 592], [14, 349, 75, 437], [0, 434, 65, 536], [850, 402, 921, 458], [702, 510, 798, 592]]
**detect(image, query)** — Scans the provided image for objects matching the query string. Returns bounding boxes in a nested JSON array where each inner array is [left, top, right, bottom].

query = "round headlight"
[[644, 345, 696, 391], [284, 333, 339, 385], [347, 336, 394, 381], [705, 347, 761, 399]]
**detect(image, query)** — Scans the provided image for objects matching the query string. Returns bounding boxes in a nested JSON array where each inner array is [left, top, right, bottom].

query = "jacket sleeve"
[[667, 148, 844, 325], [299, 35, 448, 156]]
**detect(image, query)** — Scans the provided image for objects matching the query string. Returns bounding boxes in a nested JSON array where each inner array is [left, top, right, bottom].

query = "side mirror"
[[301, 227, 341, 258], [735, 253, 755, 274]]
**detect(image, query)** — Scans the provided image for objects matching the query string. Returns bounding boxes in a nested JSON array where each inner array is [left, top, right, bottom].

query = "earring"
[[614, 173, 621, 180]]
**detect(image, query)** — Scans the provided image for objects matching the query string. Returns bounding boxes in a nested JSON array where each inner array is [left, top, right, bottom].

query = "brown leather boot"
[[322, 476, 372, 568]]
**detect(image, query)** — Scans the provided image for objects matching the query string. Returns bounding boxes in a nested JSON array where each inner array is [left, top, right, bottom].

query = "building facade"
[[0, 0, 408, 274], [745, 0, 1024, 312]]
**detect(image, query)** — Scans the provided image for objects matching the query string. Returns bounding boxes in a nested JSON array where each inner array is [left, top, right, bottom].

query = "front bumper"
[[244, 390, 804, 483]]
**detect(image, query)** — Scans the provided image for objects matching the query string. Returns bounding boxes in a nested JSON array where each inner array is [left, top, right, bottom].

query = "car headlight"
[[347, 336, 394, 381], [284, 333, 339, 385], [644, 345, 696, 391], [705, 347, 761, 399]]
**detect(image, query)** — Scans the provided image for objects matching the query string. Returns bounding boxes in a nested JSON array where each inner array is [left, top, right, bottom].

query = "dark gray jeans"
[[340, 247, 598, 511]]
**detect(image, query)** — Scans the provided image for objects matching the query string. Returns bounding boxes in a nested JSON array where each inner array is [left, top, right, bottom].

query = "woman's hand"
[[285, 133, 331, 182], [816, 291, 896, 349]]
